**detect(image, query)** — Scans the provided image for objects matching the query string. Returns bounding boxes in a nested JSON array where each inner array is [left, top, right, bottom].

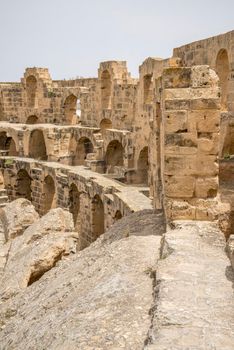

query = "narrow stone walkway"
[[146, 221, 234, 350]]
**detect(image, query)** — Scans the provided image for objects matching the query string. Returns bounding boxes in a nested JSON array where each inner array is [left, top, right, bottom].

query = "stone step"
[[86, 153, 96, 161]]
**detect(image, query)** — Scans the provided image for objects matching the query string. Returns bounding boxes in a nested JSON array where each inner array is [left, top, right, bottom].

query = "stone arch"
[[92, 194, 104, 240], [26, 75, 37, 108], [100, 118, 112, 130], [70, 137, 94, 166], [26, 115, 39, 124], [43, 175, 56, 214], [216, 49, 229, 111], [16, 169, 32, 201], [105, 140, 124, 173], [69, 183, 80, 231], [64, 94, 78, 124], [29, 129, 47, 160], [114, 210, 122, 222], [143, 74, 153, 104], [0, 132, 17, 156], [101, 70, 111, 109], [137, 146, 149, 184]]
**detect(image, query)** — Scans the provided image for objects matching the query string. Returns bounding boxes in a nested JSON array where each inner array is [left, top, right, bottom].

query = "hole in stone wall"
[[114, 210, 122, 222], [137, 146, 149, 185], [69, 183, 80, 231], [70, 137, 94, 166], [29, 129, 47, 160], [92, 194, 104, 240], [64, 94, 78, 124], [105, 140, 124, 174], [0, 132, 17, 156], [26, 115, 39, 124], [43, 175, 56, 214], [16, 169, 32, 201]]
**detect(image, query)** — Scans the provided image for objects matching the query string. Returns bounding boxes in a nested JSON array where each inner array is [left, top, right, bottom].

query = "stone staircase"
[[85, 132, 105, 172]]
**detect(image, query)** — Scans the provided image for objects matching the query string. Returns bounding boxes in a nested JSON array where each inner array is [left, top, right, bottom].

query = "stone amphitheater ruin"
[[0, 31, 233, 349]]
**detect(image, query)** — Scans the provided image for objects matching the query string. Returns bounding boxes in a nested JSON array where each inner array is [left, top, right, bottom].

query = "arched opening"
[[137, 147, 149, 184], [71, 137, 94, 166], [0, 132, 17, 156], [105, 140, 124, 173], [143, 74, 153, 104], [64, 94, 77, 124], [69, 183, 80, 231], [43, 175, 56, 214], [216, 49, 229, 111], [92, 194, 104, 240], [16, 169, 32, 201], [29, 129, 47, 160], [114, 210, 122, 222], [26, 115, 38, 124], [26, 75, 37, 108], [100, 118, 112, 131], [101, 70, 111, 109], [76, 99, 81, 118]]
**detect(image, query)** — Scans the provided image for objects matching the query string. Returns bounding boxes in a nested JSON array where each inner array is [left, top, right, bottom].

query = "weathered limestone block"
[[0, 208, 76, 300], [0, 198, 39, 240], [0, 234, 161, 349]]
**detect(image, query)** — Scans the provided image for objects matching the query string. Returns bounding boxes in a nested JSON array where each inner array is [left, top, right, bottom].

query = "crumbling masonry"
[[0, 30, 233, 246]]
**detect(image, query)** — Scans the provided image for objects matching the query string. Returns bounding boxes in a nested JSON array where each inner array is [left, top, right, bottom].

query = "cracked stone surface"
[[145, 221, 234, 350]]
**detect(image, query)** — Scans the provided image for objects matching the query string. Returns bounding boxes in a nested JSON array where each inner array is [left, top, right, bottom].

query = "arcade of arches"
[[0, 30, 233, 244]]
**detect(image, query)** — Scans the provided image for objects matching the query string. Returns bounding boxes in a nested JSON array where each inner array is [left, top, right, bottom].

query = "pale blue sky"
[[1, 0, 233, 81]]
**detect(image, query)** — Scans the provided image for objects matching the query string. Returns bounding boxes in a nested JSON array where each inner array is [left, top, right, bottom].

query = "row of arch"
[[0, 129, 150, 184], [15, 169, 122, 241]]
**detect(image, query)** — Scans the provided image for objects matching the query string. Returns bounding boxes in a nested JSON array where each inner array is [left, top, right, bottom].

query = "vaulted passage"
[[71, 137, 94, 166], [64, 94, 77, 124], [69, 183, 80, 231], [137, 147, 149, 184], [105, 140, 124, 173], [26, 115, 39, 124], [29, 130, 47, 160], [101, 70, 111, 109], [92, 194, 104, 240], [43, 175, 56, 214], [26, 75, 37, 108], [216, 49, 229, 111], [16, 169, 32, 201], [0, 132, 17, 156]]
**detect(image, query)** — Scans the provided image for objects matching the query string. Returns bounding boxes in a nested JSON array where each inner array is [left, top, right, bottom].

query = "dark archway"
[[16, 169, 32, 201], [143, 74, 153, 104], [101, 70, 111, 109], [71, 137, 94, 166], [105, 140, 124, 173], [216, 49, 229, 111], [69, 183, 80, 231], [137, 147, 149, 184], [29, 130, 47, 160], [64, 94, 77, 124], [92, 194, 104, 240], [26, 115, 38, 124], [114, 210, 122, 222], [100, 118, 112, 130], [43, 175, 56, 214], [0, 132, 17, 156], [26, 75, 37, 108]]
